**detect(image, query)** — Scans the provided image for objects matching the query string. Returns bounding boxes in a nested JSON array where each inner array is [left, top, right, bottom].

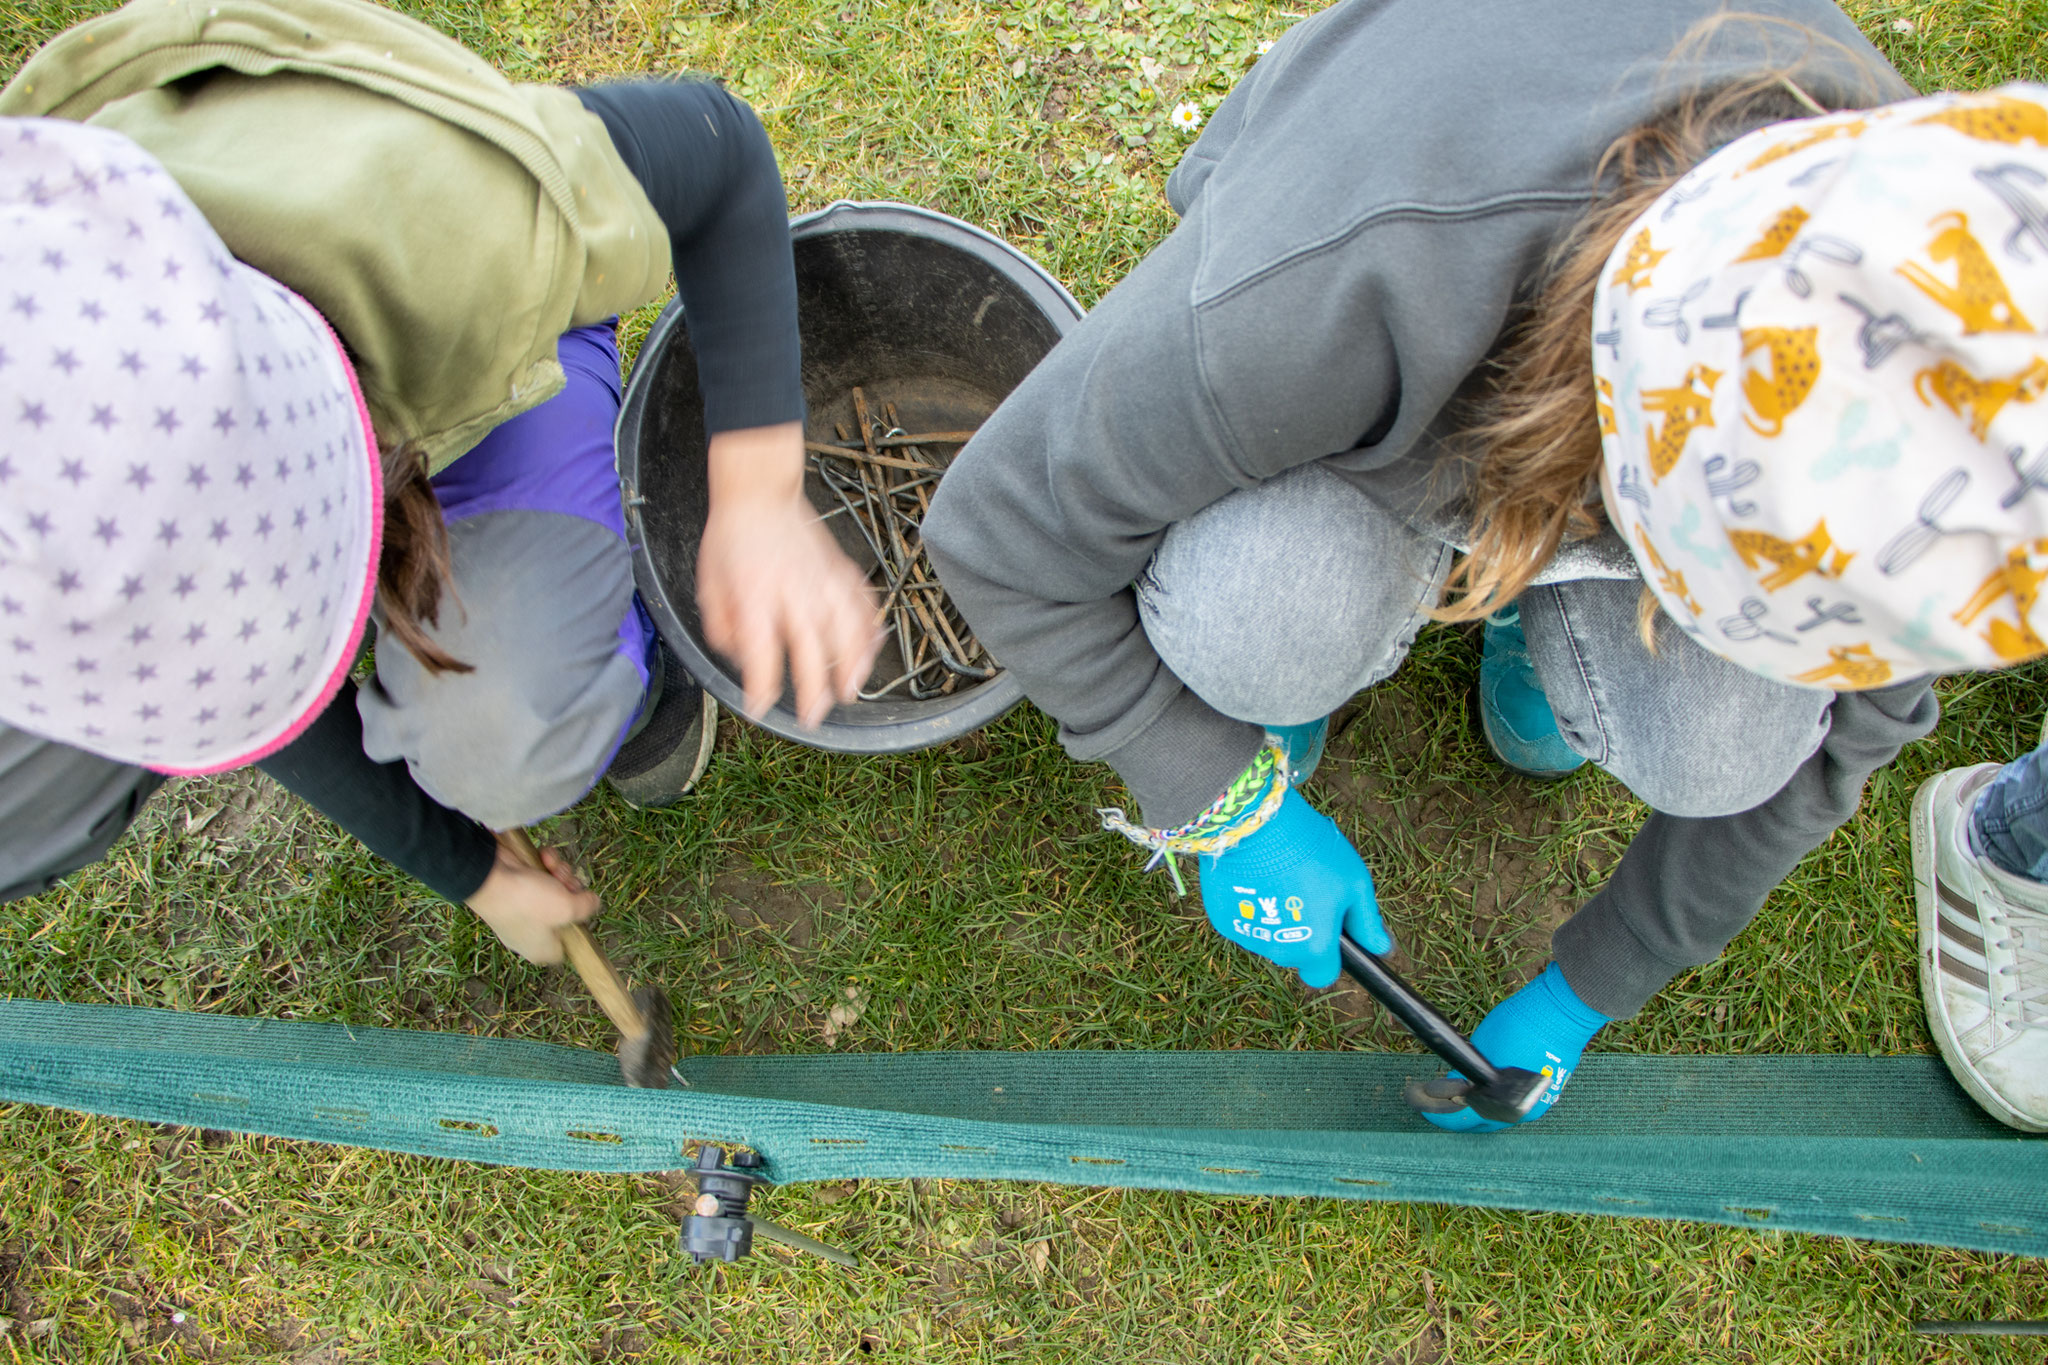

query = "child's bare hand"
[[466, 839, 598, 964], [697, 422, 882, 727]]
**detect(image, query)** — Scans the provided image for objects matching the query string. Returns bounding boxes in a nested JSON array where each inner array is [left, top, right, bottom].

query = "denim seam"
[[1367, 541, 1456, 688], [1538, 586, 1610, 769]]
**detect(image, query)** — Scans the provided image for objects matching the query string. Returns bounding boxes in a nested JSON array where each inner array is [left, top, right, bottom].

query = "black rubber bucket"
[[617, 200, 1083, 753]]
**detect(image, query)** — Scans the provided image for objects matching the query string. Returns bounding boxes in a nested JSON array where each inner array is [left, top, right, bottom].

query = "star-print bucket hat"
[[1593, 84, 2048, 691], [0, 117, 380, 773]]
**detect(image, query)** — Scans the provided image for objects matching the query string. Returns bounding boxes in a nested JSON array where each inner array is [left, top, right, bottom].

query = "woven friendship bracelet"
[[1098, 744, 1290, 895]]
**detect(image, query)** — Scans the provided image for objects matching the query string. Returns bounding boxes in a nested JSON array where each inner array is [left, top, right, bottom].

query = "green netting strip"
[[2, 1000, 2042, 1258]]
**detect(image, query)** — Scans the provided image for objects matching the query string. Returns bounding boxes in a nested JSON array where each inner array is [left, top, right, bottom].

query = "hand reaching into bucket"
[[699, 422, 884, 727]]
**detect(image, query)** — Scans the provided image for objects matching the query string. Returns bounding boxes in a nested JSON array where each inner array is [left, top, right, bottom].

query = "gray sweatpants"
[[1136, 464, 1939, 1016]]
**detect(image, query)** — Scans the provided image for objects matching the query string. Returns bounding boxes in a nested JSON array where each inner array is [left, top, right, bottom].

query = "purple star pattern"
[[1, 125, 377, 770]]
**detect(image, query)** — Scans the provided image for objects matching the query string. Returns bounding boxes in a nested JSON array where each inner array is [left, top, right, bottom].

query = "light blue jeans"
[[1973, 742, 2048, 882], [1135, 463, 1834, 820]]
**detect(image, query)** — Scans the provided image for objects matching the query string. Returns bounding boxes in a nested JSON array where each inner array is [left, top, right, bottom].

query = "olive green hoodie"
[[1, 0, 672, 470]]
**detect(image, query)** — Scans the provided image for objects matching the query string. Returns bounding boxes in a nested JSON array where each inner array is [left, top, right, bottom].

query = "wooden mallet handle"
[[499, 828, 650, 1040]]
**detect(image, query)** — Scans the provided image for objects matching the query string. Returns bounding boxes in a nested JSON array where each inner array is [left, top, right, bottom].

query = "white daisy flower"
[[1171, 101, 1202, 132], [1890, 18, 1915, 32], [1257, 39, 1276, 55]]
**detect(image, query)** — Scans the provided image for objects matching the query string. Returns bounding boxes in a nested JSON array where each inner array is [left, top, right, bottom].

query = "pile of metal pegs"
[[805, 386, 997, 700]]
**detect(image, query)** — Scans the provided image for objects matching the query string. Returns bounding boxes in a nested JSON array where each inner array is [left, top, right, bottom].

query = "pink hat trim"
[[149, 301, 385, 776]]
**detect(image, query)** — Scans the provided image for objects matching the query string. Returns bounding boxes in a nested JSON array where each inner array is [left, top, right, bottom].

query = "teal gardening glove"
[[1199, 784, 1392, 989]]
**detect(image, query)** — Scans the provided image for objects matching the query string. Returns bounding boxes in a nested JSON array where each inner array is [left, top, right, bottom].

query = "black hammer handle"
[[1337, 936, 1502, 1086]]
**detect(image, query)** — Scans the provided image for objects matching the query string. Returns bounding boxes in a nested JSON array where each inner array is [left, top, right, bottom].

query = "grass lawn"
[[4, 0, 2048, 1360]]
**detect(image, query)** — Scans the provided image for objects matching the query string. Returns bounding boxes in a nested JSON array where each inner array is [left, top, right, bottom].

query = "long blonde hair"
[[1436, 16, 1891, 626]]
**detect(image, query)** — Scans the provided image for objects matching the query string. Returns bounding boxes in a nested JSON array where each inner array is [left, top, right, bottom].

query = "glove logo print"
[[1231, 888, 1314, 943]]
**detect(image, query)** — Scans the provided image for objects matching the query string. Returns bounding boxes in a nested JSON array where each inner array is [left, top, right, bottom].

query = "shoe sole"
[[684, 693, 719, 792], [1910, 770, 2047, 1133]]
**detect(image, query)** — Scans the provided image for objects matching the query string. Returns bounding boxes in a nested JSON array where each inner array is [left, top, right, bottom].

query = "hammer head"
[[617, 984, 677, 1088], [1404, 1066, 1550, 1126]]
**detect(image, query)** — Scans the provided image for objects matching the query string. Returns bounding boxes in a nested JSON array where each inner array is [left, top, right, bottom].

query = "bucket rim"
[[616, 199, 1081, 753], [790, 199, 1083, 323]]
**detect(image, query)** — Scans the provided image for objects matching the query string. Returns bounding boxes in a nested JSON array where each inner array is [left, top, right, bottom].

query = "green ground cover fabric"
[[3, 999, 2041, 1259]]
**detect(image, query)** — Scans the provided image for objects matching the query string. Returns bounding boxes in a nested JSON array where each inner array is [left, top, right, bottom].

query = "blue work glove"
[[1199, 785, 1392, 988]]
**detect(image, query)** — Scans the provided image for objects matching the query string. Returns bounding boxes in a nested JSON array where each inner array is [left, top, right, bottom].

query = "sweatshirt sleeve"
[[923, 207, 1412, 827], [571, 80, 804, 435], [923, 191, 1557, 826], [256, 680, 499, 905]]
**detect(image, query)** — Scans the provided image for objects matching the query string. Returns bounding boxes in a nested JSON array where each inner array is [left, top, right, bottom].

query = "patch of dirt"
[[1315, 684, 1614, 980], [139, 766, 322, 891], [705, 869, 839, 954], [594, 1325, 652, 1360], [0, 1241, 36, 1322], [1000, 907, 1079, 956]]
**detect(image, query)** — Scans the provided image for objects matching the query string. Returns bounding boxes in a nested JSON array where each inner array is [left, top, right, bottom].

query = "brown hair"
[[1435, 16, 1890, 627], [377, 440, 472, 675]]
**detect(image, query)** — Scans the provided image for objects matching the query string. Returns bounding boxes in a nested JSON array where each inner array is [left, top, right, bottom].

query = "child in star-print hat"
[[0, 117, 381, 774]]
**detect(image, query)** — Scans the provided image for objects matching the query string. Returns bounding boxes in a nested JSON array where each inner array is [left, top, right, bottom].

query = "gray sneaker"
[[606, 643, 718, 809], [1911, 763, 2048, 1132]]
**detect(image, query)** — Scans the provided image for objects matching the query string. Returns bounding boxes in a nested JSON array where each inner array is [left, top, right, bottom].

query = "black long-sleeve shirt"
[[261, 78, 799, 902]]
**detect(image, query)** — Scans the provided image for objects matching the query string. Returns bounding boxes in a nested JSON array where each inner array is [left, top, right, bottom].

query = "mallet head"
[[1404, 1066, 1550, 1125], [617, 984, 677, 1088]]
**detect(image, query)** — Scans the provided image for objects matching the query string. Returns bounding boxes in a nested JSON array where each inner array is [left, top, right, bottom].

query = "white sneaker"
[[1911, 764, 2048, 1132]]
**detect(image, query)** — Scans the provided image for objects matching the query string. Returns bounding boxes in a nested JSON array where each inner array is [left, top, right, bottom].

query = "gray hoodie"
[[925, 0, 1904, 827]]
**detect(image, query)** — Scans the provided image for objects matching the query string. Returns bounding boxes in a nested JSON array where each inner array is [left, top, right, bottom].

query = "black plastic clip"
[[680, 1146, 769, 1264]]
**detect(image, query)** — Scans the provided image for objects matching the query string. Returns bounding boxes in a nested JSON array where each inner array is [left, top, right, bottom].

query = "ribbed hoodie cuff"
[[1550, 888, 1682, 1021], [1089, 687, 1264, 828]]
